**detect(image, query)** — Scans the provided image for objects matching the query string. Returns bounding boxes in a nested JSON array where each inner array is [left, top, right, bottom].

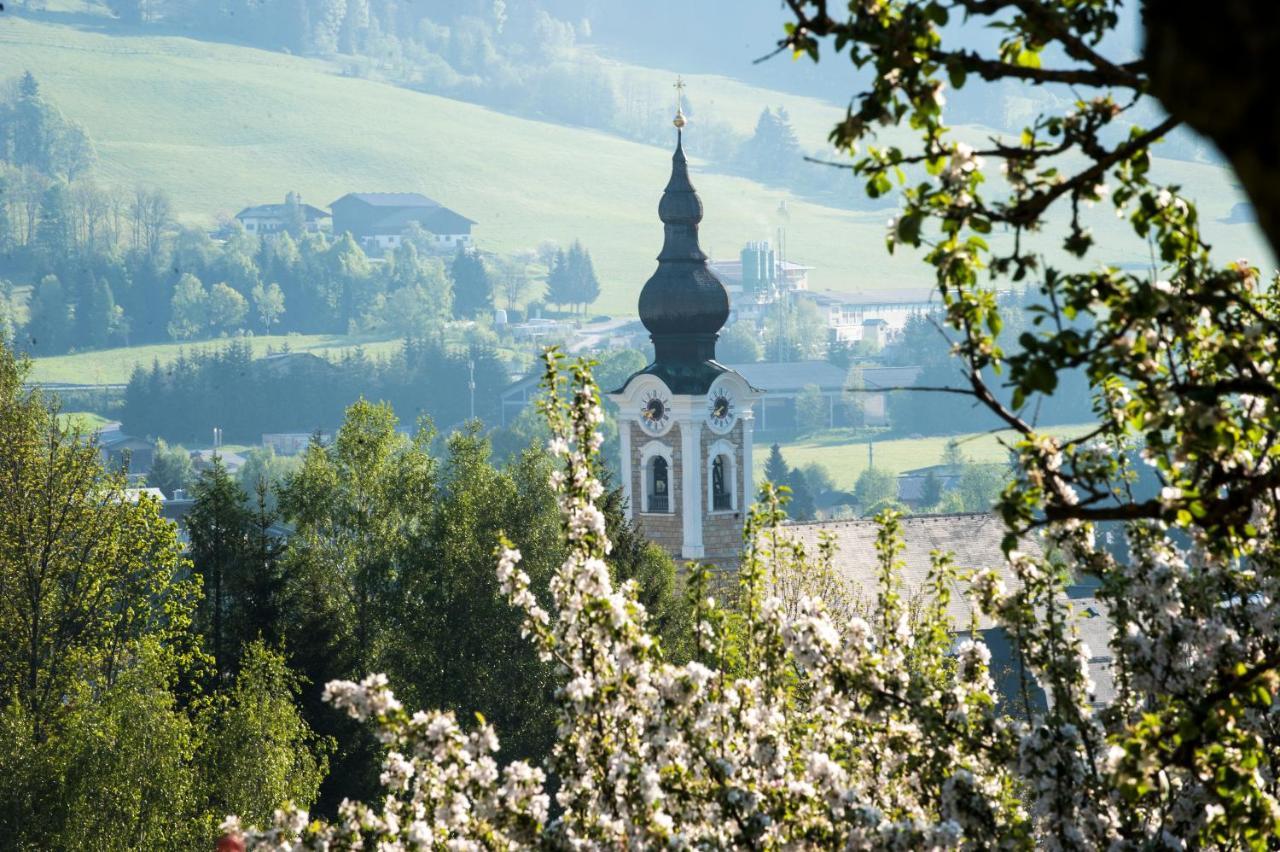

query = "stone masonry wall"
[[701, 419, 745, 567], [631, 420, 683, 555]]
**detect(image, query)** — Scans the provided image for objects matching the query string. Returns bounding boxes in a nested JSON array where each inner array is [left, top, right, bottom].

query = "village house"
[[234, 194, 330, 237], [329, 192, 476, 253]]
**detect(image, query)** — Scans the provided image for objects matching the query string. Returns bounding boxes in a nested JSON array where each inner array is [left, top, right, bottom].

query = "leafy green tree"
[[251, 281, 286, 332], [956, 464, 1004, 514], [718, 321, 763, 363], [738, 106, 802, 183], [34, 180, 73, 261], [148, 438, 195, 497], [237, 445, 300, 513], [23, 274, 71, 354], [920, 469, 943, 509], [168, 273, 209, 340], [0, 348, 194, 741], [853, 466, 896, 511], [795, 383, 828, 435], [324, 232, 374, 331], [763, 297, 827, 361], [379, 243, 452, 335], [799, 461, 835, 498], [208, 282, 249, 332], [565, 239, 600, 313], [391, 430, 560, 762], [195, 642, 330, 830], [450, 246, 494, 319], [73, 277, 122, 350]]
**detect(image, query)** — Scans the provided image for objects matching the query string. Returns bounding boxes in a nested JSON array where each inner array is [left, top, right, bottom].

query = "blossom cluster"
[[232, 355, 1280, 850]]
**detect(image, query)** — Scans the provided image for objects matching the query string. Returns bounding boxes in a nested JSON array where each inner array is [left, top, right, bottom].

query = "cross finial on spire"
[[673, 75, 687, 129]]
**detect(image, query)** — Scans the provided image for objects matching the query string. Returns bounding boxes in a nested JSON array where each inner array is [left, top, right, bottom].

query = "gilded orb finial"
[[673, 75, 688, 128]]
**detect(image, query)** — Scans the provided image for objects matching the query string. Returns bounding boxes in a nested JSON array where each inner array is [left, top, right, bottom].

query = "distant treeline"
[[121, 337, 509, 443], [0, 71, 605, 357]]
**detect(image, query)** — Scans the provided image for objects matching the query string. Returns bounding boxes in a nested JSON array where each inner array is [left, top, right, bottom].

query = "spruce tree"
[[187, 457, 253, 680], [567, 240, 601, 313], [763, 443, 790, 488], [786, 466, 816, 521], [544, 248, 574, 313]]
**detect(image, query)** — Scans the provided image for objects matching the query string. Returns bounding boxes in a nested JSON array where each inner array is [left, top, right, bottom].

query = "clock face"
[[640, 389, 672, 433], [707, 389, 736, 431]]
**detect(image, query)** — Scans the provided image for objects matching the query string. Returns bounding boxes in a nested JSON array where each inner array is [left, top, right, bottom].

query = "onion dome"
[[638, 132, 730, 365]]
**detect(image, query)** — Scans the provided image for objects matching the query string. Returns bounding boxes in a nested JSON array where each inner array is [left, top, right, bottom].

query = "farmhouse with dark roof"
[[234, 194, 330, 237], [329, 192, 476, 253]]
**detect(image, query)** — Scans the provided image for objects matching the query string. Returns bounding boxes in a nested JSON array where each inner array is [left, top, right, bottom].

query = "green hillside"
[[0, 15, 1268, 319], [757, 423, 1095, 489]]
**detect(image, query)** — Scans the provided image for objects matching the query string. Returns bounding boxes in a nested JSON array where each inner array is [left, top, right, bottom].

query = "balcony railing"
[[713, 492, 732, 511], [648, 493, 670, 513]]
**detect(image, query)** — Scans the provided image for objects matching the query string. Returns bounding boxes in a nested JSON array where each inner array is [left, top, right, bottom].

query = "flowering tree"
[[230, 2, 1280, 846]]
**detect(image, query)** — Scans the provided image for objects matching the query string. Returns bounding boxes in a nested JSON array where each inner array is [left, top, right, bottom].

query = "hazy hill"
[[0, 14, 1267, 317]]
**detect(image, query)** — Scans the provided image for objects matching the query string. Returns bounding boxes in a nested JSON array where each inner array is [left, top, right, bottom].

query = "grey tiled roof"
[[336, 192, 440, 207], [787, 513, 1118, 706], [785, 513, 1032, 629]]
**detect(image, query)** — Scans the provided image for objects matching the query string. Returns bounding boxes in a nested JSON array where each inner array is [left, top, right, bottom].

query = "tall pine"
[[545, 248, 574, 313]]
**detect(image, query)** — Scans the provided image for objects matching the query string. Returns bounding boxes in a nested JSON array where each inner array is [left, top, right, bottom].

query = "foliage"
[[544, 240, 601, 314], [0, 342, 327, 850], [450, 247, 494, 319], [718, 319, 764, 363], [234, 355, 1026, 849], [763, 441, 789, 488], [772, 0, 1280, 844], [121, 337, 509, 443], [195, 642, 331, 831], [853, 465, 896, 512], [795, 382, 828, 435], [148, 437, 195, 496]]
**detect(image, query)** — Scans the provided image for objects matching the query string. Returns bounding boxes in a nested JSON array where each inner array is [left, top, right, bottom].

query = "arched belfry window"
[[649, 456, 670, 513], [712, 456, 730, 510], [707, 440, 737, 513]]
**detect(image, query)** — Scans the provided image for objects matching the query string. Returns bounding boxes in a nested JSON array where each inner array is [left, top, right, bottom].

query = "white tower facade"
[[608, 126, 758, 566]]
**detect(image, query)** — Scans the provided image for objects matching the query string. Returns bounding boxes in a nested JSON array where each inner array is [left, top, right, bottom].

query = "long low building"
[[723, 360, 922, 431], [499, 359, 921, 431]]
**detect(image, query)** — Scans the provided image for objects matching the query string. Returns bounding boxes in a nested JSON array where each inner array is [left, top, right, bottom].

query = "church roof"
[[785, 512, 1117, 705], [635, 132, 731, 379], [785, 513, 1033, 630]]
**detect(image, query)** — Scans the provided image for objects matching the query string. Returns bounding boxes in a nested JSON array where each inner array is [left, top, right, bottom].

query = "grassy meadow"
[[26, 333, 404, 385], [2, 14, 1267, 322], [757, 423, 1096, 490]]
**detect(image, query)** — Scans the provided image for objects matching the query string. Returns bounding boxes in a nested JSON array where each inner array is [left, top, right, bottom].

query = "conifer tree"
[[544, 248, 574, 313], [187, 457, 253, 680], [566, 240, 601, 313], [763, 442, 790, 488]]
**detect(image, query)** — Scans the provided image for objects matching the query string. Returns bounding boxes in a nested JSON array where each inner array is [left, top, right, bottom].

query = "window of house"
[[648, 456, 670, 513]]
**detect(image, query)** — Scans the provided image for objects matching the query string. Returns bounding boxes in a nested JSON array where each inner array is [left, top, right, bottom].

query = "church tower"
[[609, 108, 758, 564]]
